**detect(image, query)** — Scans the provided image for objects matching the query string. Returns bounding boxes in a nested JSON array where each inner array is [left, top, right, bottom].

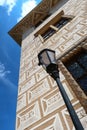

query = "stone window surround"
[[58, 37, 87, 113], [34, 10, 74, 42]]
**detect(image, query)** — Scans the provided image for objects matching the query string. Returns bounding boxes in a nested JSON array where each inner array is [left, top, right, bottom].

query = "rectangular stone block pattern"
[[61, 101, 87, 130], [18, 75, 36, 95], [17, 101, 41, 129], [41, 88, 64, 116], [16, 0, 87, 130], [28, 78, 51, 104], [40, 81, 73, 116], [30, 114, 63, 130], [17, 93, 26, 112], [35, 68, 48, 82]]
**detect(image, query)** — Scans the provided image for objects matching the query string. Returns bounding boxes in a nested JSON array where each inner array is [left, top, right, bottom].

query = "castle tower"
[[9, 0, 87, 129]]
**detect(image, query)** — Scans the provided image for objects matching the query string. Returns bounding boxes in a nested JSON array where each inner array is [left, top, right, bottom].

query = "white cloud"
[[17, 0, 37, 22], [0, 62, 10, 78], [1, 76, 17, 90], [0, 0, 17, 15], [0, 62, 17, 90]]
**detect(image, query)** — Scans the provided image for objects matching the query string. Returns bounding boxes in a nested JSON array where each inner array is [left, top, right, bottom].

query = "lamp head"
[[38, 49, 59, 79]]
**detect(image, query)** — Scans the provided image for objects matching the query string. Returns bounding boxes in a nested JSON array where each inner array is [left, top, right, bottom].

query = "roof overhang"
[[8, 0, 60, 46]]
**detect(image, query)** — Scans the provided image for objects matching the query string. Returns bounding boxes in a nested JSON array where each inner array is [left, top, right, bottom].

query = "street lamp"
[[38, 48, 84, 130]]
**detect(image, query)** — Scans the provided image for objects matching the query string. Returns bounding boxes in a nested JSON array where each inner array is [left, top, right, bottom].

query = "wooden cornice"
[[8, 0, 60, 46]]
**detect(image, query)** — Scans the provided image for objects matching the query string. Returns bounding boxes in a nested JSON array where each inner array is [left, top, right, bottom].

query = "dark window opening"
[[54, 17, 71, 29], [41, 28, 55, 40], [64, 50, 87, 95]]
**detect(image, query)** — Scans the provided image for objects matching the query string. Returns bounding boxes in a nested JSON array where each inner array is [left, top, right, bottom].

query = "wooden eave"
[[8, 0, 60, 46]]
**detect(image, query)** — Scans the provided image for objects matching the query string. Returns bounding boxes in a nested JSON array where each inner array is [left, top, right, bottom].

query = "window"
[[34, 10, 73, 41], [41, 27, 55, 40], [54, 17, 71, 29], [64, 50, 87, 95], [41, 17, 71, 40]]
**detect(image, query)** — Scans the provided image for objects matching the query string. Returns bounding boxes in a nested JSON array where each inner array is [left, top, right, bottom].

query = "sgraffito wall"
[[16, 0, 87, 129]]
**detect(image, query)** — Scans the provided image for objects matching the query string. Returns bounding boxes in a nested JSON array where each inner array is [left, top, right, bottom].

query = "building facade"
[[9, 0, 87, 129]]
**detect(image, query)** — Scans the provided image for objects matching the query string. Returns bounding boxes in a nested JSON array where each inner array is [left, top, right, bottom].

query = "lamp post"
[[38, 49, 84, 130]]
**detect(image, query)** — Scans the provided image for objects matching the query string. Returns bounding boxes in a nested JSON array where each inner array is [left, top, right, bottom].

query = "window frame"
[[34, 10, 73, 42]]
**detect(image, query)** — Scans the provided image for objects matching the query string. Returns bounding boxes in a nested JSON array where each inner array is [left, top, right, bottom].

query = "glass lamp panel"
[[47, 51, 56, 64], [40, 51, 51, 66], [42, 28, 55, 40]]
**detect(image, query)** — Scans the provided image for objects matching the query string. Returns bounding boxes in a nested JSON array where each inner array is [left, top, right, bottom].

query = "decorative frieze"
[[35, 68, 48, 82], [52, 35, 66, 46], [61, 101, 87, 130], [24, 57, 32, 67], [19, 73, 26, 84], [48, 76, 57, 88], [18, 75, 36, 95], [58, 34, 81, 52], [28, 78, 51, 103], [77, 27, 87, 36], [15, 0, 87, 130], [44, 40, 54, 48], [17, 93, 26, 112], [66, 17, 84, 30], [26, 66, 40, 77], [55, 48, 61, 57], [32, 57, 38, 66], [17, 101, 41, 129], [41, 88, 64, 116], [30, 114, 63, 130], [41, 81, 73, 116]]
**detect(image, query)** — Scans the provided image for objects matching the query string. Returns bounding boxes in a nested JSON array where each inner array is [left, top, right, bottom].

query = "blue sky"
[[0, 0, 41, 130]]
